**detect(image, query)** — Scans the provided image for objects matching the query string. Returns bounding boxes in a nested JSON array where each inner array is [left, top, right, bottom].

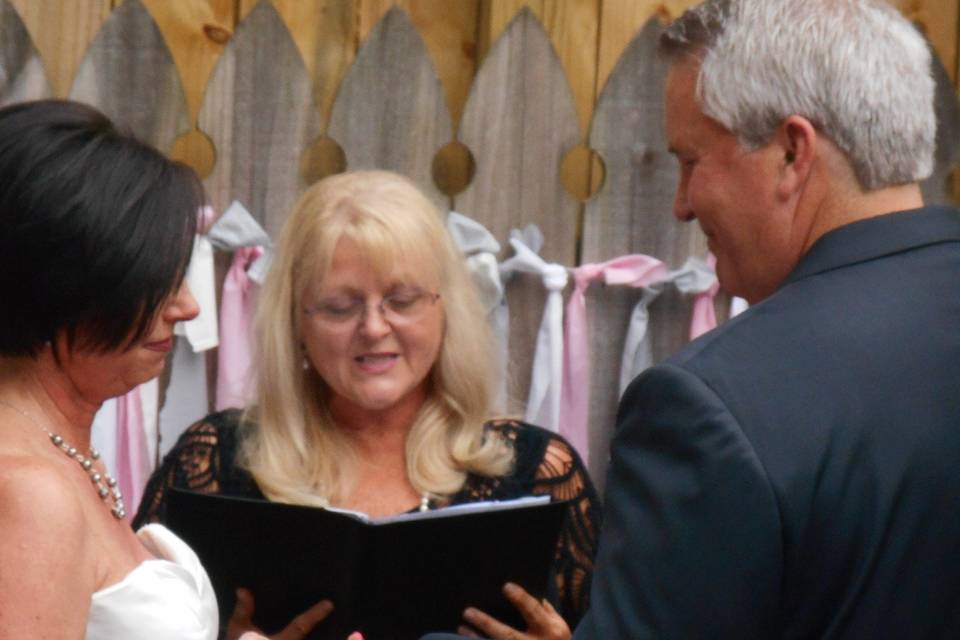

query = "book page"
[[324, 494, 552, 525]]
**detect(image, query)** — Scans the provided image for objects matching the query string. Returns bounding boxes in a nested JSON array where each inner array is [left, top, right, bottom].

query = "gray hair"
[[660, 0, 935, 190]]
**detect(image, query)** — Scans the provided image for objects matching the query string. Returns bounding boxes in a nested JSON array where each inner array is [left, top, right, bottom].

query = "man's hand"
[[457, 583, 571, 640], [228, 587, 334, 640]]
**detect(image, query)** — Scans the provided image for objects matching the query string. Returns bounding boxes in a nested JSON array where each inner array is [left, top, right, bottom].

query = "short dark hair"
[[0, 100, 203, 356]]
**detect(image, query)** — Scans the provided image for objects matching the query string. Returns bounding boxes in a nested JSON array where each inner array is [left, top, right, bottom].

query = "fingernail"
[[347, 633, 364, 640], [503, 582, 520, 596], [463, 607, 478, 621]]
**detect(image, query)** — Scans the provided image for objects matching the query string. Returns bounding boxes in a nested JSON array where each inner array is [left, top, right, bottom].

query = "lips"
[[143, 337, 173, 353], [355, 353, 398, 373]]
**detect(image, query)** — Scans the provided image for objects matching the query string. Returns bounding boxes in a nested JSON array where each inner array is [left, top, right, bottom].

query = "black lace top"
[[134, 410, 601, 627]]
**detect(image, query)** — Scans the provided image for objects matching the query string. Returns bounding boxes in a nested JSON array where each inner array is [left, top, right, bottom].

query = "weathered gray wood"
[[68, 0, 189, 153], [454, 8, 580, 416], [0, 0, 50, 105], [921, 43, 960, 206], [582, 19, 709, 482], [327, 6, 451, 210], [198, 0, 321, 236]]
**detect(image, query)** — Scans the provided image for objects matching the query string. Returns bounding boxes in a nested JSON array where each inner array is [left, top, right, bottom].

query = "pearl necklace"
[[0, 399, 126, 519]]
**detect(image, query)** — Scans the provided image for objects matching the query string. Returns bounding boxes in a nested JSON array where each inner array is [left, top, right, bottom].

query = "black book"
[[165, 488, 567, 640]]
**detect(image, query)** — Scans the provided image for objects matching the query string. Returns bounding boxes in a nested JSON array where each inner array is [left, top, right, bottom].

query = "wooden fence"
[[2, 0, 958, 489]]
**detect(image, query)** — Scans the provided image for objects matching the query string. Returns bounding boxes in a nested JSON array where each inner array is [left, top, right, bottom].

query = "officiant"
[[134, 169, 601, 639]]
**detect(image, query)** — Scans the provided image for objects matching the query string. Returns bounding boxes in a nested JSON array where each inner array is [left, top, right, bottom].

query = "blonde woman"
[[136, 170, 600, 638]]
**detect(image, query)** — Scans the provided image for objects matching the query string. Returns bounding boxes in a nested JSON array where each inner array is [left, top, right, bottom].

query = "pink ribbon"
[[690, 253, 719, 339], [115, 384, 147, 521], [216, 245, 264, 410], [560, 255, 667, 460]]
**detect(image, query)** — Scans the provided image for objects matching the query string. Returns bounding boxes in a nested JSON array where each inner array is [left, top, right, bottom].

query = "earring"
[[300, 344, 312, 371]]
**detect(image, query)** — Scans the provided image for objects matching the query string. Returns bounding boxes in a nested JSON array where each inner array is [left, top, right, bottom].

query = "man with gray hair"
[[425, 0, 960, 638]]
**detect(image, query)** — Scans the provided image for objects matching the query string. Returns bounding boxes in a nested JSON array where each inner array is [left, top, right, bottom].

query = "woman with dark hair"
[[0, 99, 217, 639]]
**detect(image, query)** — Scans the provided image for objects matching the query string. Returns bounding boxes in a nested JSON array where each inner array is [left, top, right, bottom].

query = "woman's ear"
[[776, 115, 816, 200]]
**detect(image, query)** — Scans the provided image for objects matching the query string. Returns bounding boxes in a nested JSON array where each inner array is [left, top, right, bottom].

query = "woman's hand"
[[457, 583, 571, 640], [228, 587, 334, 640]]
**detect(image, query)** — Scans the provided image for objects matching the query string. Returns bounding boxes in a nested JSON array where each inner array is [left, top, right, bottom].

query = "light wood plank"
[[327, 6, 452, 208], [198, 0, 322, 236], [456, 7, 580, 414], [69, 0, 191, 153], [8, 0, 112, 98], [271, 0, 356, 129], [0, 0, 52, 104], [140, 0, 234, 122]]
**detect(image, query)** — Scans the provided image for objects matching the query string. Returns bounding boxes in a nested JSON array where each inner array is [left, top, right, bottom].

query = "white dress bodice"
[[85, 524, 219, 640]]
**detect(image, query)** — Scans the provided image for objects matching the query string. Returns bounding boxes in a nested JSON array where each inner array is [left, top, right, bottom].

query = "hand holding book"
[[230, 588, 333, 640], [458, 582, 571, 640]]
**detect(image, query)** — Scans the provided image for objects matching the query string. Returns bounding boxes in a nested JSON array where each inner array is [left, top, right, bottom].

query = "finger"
[[463, 607, 524, 640], [503, 584, 571, 640], [502, 583, 546, 625], [232, 588, 256, 626], [273, 599, 334, 640]]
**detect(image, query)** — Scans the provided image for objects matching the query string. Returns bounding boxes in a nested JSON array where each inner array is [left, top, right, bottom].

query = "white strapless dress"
[[85, 524, 219, 640]]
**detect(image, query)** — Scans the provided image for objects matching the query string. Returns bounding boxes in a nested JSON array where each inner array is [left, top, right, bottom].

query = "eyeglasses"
[[303, 288, 441, 327]]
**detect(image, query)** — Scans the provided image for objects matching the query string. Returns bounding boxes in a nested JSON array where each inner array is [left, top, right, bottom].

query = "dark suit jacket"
[[574, 206, 960, 639]]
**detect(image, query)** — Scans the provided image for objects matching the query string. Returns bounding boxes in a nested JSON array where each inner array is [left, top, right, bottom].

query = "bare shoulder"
[[0, 455, 94, 637], [0, 454, 88, 551]]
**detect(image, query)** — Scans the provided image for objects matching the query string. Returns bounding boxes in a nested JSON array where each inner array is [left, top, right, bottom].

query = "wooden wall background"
[[2, 0, 959, 489]]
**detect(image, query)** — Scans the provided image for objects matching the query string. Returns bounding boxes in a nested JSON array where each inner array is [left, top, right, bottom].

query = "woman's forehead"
[[314, 237, 439, 290]]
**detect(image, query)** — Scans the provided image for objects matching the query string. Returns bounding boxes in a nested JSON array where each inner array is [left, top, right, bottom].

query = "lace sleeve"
[[132, 418, 226, 529], [530, 433, 602, 627]]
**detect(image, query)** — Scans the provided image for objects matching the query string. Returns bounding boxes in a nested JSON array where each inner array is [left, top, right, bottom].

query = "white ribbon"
[[175, 206, 219, 351], [447, 212, 509, 411], [499, 227, 567, 432], [619, 257, 718, 395], [730, 296, 750, 317], [447, 211, 503, 314]]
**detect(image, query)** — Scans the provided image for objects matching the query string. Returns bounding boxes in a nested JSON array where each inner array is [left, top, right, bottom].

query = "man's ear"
[[775, 115, 816, 200]]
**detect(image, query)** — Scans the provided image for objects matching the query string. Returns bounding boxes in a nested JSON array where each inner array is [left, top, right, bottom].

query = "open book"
[[165, 488, 568, 640]]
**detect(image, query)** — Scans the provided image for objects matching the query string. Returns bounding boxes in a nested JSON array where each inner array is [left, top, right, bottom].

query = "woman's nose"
[[166, 282, 200, 323]]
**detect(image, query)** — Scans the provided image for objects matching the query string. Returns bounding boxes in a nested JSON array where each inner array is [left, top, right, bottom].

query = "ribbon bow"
[[561, 254, 668, 459], [210, 201, 272, 410], [618, 255, 718, 394], [447, 211, 503, 315], [447, 211, 510, 411], [499, 227, 568, 432]]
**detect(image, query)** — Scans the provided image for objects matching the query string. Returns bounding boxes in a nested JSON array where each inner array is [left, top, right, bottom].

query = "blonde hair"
[[239, 170, 513, 506]]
